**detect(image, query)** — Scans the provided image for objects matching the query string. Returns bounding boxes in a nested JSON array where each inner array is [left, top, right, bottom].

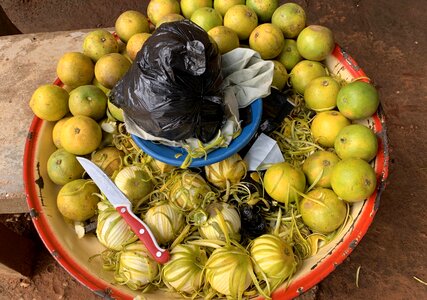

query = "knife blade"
[[76, 157, 170, 264]]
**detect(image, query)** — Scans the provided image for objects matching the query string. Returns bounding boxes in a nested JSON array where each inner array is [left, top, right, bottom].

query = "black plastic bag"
[[110, 19, 225, 143]]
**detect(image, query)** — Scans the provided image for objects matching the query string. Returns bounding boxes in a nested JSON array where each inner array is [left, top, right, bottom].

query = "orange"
[[156, 13, 185, 26], [126, 32, 152, 60], [263, 162, 306, 205], [213, 0, 245, 16], [304, 76, 340, 111], [52, 116, 72, 148], [271, 60, 288, 91], [207, 26, 240, 54], [302, 150, 340, 188], [47, 148, 85, 185], [60, 115, 102, 155], [300, 188, 346, 233], [249, 23, 284, 59], [57, 179, 100, 221], [297, 25, 335, 61], [336, 81, 379, 120], [29, 84, 69, 121], [277, 39, 303, 71], [246, 0, 279, 23], [224, 5, 258, 40], [82, 29, 118, 61], [190, 7, 223, 32], [115, 10, 150, 43], [68, 85, 107, 120], [147, 0, 180, 26], [334, 124, 378, 161], [290, 60, 327, 94], [56, 52, 94, 88], [180, 0, 212, 19], [94, 53, 131, 89], [91, 147, 125, 177], [330, 158, 377, 202], [311, 111, 351, 148], [271, 3, 306, 38], [114, 166, 153, 205]]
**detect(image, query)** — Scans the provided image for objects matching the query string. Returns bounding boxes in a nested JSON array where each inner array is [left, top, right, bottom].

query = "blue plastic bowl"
[[132, 99, 263, 167]]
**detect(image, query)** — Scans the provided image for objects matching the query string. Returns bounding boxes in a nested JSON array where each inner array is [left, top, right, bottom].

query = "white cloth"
[[243, 133, 285, 171], [221, 48, 274, 108], [124, 48, 274, 151]]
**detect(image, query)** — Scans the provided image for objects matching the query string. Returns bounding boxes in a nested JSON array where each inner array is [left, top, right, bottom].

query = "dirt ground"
[[0, 0, 426, 299]]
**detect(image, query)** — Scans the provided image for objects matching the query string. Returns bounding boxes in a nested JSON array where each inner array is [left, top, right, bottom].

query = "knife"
[[76, 157, 170, 264]]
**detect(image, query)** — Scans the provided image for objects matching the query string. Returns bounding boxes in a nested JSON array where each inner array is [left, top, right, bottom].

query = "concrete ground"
[[0, 0, 426, 299]]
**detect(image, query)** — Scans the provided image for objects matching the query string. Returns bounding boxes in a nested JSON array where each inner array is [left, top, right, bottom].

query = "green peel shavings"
[[272, 94, 323, 166], [179, 130, 230, 169], [87, 87, 359, 299]]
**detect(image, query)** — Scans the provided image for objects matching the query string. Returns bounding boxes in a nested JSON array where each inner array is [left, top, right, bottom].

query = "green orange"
[[68, 85, 107, 120], [190, 7, 223, 32], [126, 32, 152, 60], [57, 179, 100, 221], [115, 10, 150, 42], [277, 39, 303, 71], [336, 81, 379, 120], [94, 53, 131, 89], [271, 3, 306, 38], [331, 158, 377, 202], [334, 124, 378, 161], [246, 0, 279, 23], [47, 148, 85, 185], [271, 60, 288, 91], [156, 13, 185, 26], [300, 188, 346, 234], [180, 0, 212, 19], [52, 116, 72, 148], [82, 29, 119, 61], [107, 99, 124, 122], [297, 25, 335, 61]]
